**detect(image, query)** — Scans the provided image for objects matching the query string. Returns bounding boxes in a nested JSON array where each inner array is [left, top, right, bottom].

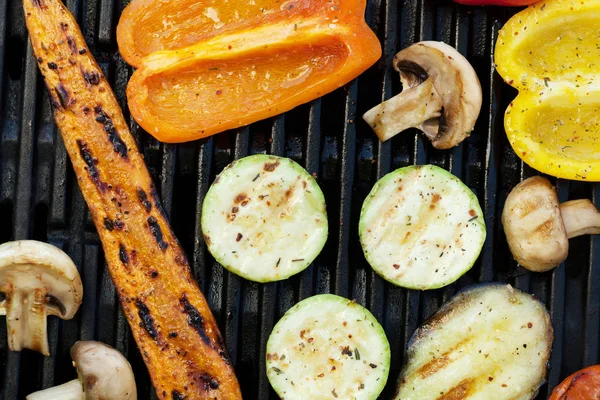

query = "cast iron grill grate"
[[0, 0, 598, 399]]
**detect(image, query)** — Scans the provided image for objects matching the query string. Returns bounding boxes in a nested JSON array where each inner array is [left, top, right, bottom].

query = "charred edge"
[[55, 83, 71, 109], [103, 217, 114, 231], [114, 219, 125, 230], [76, 140, 106, 191], [93, 108, 128, 158], [199, 373, 220, 391], [180, 294, 211, 346], [83, 71, 101, 86], [137, 188, 152, 212], [172, 390, 186, 400], [148, 216, 168, 251], [66, 37, 77, 55], [135, 300, 158, 340], [119, 244, 129, 265], [215, 333, 232, 365]]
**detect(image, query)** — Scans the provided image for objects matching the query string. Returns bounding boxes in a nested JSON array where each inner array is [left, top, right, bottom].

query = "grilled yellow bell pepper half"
[[495, 0, 600, 181]]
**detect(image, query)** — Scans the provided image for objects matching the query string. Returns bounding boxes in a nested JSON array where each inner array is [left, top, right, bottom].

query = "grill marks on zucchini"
[[359, 165, 486, 290], [202, 155, 328, 282], [266, 294, 390, 399]]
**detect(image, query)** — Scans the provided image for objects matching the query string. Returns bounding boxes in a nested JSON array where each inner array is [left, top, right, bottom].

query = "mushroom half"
[[0, 240, 83, 355], [363, 41, 482, 149], [502, 176, 600, 272], [26, 341, 137, 400]]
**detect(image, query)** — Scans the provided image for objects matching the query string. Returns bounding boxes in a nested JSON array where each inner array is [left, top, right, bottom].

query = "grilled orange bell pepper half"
[[117, 0, 381, 143], [495, 0, 600, 181]]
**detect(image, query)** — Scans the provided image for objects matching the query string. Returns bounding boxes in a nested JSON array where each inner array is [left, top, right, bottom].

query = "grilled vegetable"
[[396, 284, 553, 400], [363, 41, 482, 149], [266, 294, 390, 399], [502, 176, 600, 272], [359, 165, 486, 290], [550, 365, 600, 400], [201, 155, 328, 282], [22, 0, 241, 398], [117, 0, 382, 143], [27, 341, 137, 400], [495, 0, 600, 181], [0, 240, 82, 356]]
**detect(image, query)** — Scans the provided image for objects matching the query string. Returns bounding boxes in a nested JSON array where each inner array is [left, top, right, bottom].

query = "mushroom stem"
[[6, 288, 49, 355], [560, 199, 600, 239], [363, 78, 443, 142], [26, 379, 84, 400]]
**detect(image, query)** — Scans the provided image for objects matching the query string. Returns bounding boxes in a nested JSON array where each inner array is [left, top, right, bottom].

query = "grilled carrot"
[[22, 0, 242, 398]]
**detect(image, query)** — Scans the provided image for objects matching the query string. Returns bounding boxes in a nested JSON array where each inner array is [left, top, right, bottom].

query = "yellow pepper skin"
[[495, 0, 600, 181]]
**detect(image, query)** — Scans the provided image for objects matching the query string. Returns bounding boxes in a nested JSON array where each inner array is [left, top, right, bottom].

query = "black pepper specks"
[[47, 62, 58, 70]]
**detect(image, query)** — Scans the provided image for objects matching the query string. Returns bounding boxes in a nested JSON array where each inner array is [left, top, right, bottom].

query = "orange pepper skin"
[[117, 0, 381, 143]]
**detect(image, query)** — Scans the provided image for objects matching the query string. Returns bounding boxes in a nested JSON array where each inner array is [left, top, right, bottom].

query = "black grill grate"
[[0, 0, 598, 399]]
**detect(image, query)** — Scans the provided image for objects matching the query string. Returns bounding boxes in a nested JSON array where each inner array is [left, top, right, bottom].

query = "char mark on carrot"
[[180, 294, 211, 346]]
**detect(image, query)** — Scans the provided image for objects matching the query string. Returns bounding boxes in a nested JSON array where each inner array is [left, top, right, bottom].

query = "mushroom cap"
[[0, 240, 83, 319], [502, 176, 568, 272], [393, 41, 482, 149], [71, 341, 137, 400]]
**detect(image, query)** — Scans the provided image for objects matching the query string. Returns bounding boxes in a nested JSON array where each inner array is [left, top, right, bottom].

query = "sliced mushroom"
[[363, 41, 482, 149], [26, 341, 137, 400], [502, 176, 600, 272], [0, 240, 83, 355]]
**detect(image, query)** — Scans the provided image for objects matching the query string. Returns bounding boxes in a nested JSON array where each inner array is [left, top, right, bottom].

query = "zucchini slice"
[[359, 164, 486, 290], [396, 283, 553, 400], [266, 294, 390, 400], [201, 155, 328, 282]]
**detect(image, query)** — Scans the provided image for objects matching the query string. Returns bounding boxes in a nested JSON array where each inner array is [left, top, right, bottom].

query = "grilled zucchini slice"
[[266, 294, 390, 400], [396, 283, 553, 400], [201, 155, 328, 282], [359, 164, 486, 290]]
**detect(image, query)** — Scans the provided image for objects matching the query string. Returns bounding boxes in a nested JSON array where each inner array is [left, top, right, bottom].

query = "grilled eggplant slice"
[[266, 294, 390, 399], [201, 155, 328, 282], [359, 164, 486, 290], [22, 0, 241, 398], [396, 283, 553, 400]]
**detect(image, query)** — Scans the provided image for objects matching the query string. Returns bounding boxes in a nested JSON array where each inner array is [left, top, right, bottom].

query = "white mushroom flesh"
[[502, 176, 569, 272], [559, 199, 600, 239], [71, 341, 137, 400], [363, 41, 482, 149], [0, 240, 83, 355]]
